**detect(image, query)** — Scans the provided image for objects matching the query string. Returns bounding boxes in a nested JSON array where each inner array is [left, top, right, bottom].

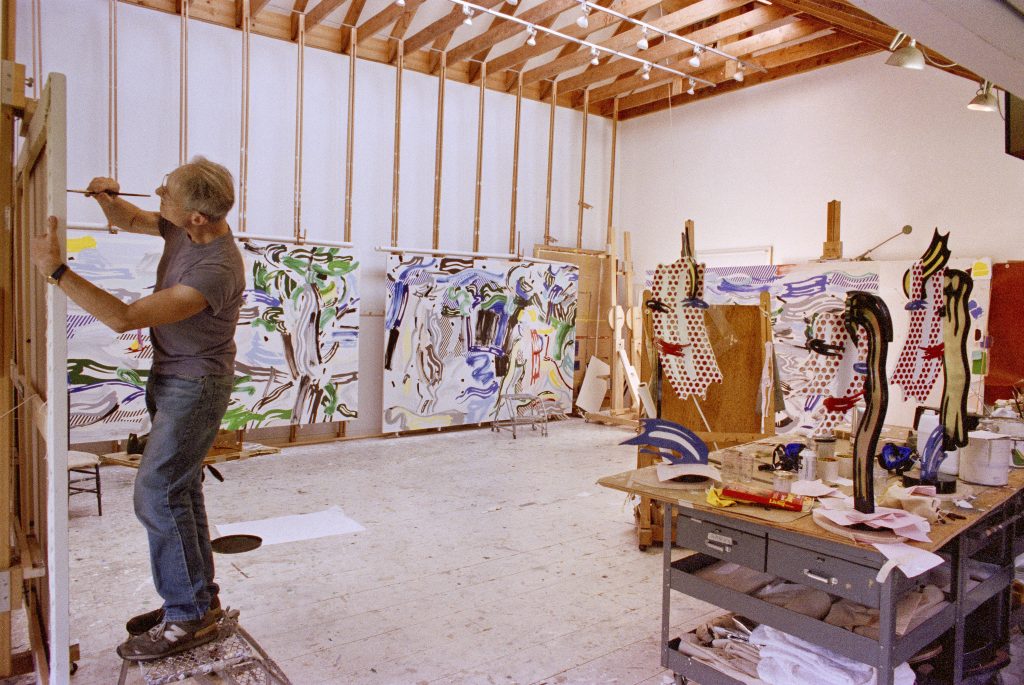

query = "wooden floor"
[[60, 419, 717, 684]]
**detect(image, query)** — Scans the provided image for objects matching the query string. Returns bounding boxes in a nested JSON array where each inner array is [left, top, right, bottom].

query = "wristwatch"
[[47, 263, 69, 285]]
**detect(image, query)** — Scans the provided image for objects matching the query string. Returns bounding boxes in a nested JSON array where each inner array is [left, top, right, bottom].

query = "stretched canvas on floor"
[[66, 230, 360, 443], [382, 254, 577, 431]]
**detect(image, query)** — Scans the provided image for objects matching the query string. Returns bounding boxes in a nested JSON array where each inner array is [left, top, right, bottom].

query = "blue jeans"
[[136, 373, 233, 622]]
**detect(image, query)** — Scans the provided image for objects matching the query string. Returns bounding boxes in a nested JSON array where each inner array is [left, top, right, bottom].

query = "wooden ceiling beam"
[[446, 0, 576, 69], [252, 0, 273, 16], [537, 7, 639, 98], [304, 0, 345, 32], [290, 0, 310, 40], [530, 1, 780, 92], [341, 0, 368, 52], [403, 0, 506, 55], [388, 5, 423, 63], [587, 16, 822, 108], [619, 37, 877, 119], [357, 0, 427, 47], [483, 0, 663, 79]]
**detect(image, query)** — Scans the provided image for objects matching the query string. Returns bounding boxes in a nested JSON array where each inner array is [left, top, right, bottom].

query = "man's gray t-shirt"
[[151, 217, 245, 377]]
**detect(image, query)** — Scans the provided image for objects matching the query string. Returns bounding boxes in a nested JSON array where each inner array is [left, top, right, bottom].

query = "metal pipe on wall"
[[576, 88, 589, 250], [432, 51, 447, 251], [472, 61, 486, 252], [391, 39, 403, 248], [509, 70, 522, 255], [343, 27, 356, 243], [544, 80, 557, 246]]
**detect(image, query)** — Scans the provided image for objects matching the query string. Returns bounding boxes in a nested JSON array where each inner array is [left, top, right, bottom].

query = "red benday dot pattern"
[[805, 311, 868, 438], [651, 258, 723, 400], [891, 263, 945, 403]]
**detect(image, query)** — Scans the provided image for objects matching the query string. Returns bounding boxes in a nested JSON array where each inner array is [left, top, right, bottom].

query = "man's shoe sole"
[[116, 624, 219, 662]]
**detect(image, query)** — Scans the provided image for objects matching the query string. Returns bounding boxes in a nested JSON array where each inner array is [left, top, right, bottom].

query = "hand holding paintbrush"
[[68, 177, 150, 198]]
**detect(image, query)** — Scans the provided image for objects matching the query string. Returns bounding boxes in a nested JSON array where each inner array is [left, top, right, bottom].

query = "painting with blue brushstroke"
[[66, 230, 360, 443], [382, 254, 577, 432]]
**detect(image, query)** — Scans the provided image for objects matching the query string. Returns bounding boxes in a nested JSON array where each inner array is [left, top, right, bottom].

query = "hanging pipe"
[[292, 13, 306, 242], [390, 39, 403, 248], [472, 61, 485, 252], [509, 69, 522, 255], [576, 88, 589, 249], [343, 26, 356, 243], [543, 80, 556, 246], [432, 51, 446, 251]]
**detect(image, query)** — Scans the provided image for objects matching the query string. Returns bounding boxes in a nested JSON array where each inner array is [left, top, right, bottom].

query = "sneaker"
[[116, 611, 219, 662], [126, 595, 222, 636]]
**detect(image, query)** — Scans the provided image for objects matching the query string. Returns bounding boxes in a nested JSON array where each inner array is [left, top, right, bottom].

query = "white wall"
[[618, 52, 1024, 277], [19, 0, 612, 436]]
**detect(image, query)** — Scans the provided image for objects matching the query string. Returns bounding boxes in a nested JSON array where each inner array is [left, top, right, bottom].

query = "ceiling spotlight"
[[733, 63, 744, 82], [688, 46, 702, 69], [525, 26, 537, 47], [686, 78, 695, 95], [886, 37, 925, 70], [462, 4, 473, 25], [640, 63, 652, 81], [507, 0, 518, 5], [576, 3, 590, 29], [590, 46, 600, 66], [967, 80, 997, 112], [636, 27, 649, 51], [396, 0, 405, 5]]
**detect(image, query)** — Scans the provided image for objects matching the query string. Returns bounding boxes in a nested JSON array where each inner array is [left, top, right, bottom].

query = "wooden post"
[[608, 229, 625, 414], [623, 231, 642, 372], [292, 12, 305, 242], [682, 219, 695, 258], [390, 39, 402, 248], [432, 51, 446, 251], [509, 70, 522, 254], [822, 199, 843, 260], [472, 61, 485, 252], [343, 26, 356, 243], [543, 80, 556, 246], [605, 98, 617, 247], [179, 0, 189, 165], [576, 89, 589, 249]]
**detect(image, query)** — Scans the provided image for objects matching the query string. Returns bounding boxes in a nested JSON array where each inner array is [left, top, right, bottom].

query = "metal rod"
[[543, 80, 556, 246], [472, 60, 486, 252], [509, 70, 522, 255], [391, 40, 403, 248], [293, 13, 306, 242], [108, 0, 118, 182], [432, 51, 446, 251], [606, 97, 617, 247], [343, 26, 356, 243], [576, 89, 589, 250], [179, 0, 189, 165], [447, 0, 716, 86], [375, 245, 567, 265]]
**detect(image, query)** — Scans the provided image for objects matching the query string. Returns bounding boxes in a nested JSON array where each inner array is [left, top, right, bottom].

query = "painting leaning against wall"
[[66, 230, 360, 444], [382, 254, 577, 432]]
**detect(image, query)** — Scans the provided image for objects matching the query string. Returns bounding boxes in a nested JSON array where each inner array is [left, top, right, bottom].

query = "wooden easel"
[[821, 199, 843, 260]]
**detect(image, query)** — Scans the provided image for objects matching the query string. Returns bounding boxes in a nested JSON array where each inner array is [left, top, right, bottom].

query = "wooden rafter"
[[357, 0, 427, 48], [483, 0, 664, 80], [341, 0, 368, 51], [446, 0, 575, 69], [403, 0, 506, 56], [304, 0, 345, 32], [619, 36, 877, 119], [538, 5, 638, 98], [252, 0, 273, 16], [430, 0, 519, 73], [598, 19, 836, 111], [523, 0, 768, 90], [388, 6, 423, 63]]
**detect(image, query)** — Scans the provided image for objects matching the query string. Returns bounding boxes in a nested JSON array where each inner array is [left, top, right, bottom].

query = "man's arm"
[[87, 177, 161, 236], [31, 216, 207, 333]]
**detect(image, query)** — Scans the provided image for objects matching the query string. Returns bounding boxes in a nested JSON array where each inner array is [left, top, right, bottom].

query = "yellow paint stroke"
[[971, 260, 991, 280], [67, 235, 97, 254]]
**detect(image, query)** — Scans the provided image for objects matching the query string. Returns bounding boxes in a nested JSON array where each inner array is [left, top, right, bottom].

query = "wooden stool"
[[68, 450, 102, 516]]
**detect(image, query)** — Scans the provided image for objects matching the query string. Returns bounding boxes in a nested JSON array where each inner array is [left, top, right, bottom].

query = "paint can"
[[799, 448, 816, 482], [817, 457, 839, 485], [835, 453, 854, 480], [960, 430, 1011, 486]]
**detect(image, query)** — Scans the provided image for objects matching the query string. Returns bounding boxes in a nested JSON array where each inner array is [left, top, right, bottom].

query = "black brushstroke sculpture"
[[844, 291, 894, 514], [940, 269, 974, 451]]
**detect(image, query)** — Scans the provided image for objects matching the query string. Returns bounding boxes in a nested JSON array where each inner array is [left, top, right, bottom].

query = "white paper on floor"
[[215, 506, 365, 546]]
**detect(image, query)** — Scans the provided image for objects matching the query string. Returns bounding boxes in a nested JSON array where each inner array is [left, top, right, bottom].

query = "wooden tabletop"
[[599, 433, 1024, 555]]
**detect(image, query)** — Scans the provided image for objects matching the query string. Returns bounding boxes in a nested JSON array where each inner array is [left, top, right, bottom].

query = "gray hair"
[[170, 156, 235, 222]]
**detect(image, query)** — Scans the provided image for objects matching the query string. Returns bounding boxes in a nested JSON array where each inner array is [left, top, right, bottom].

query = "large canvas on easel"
[[66, 231, 360, 443], [382, 254, 577, 431]]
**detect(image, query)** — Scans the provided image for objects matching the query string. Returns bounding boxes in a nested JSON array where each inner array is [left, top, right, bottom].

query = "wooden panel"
[[985, 262, 1024, 404], [656, 305, 767, 442], [534, 245, 613, 394]]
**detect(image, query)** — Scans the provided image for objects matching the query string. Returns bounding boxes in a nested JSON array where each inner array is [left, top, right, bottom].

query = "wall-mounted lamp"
[[967, 81, 997, 112], [886, 33, 924, 70]]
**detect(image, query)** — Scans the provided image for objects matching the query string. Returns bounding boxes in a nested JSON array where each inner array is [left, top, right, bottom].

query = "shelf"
[[665, 638, 747, 685]]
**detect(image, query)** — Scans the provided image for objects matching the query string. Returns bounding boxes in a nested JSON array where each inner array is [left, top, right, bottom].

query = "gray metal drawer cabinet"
[[675, 514, 767, 570], [766, 538, 882, 606]]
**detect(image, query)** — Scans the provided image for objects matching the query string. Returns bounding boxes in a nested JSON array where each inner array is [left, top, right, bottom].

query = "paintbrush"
[[67, 189, 152, 198]]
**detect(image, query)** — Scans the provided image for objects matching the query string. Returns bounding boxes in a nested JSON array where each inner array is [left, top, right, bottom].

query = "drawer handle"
[[706, 542, 731, 553], [802, 569, 837, 585]]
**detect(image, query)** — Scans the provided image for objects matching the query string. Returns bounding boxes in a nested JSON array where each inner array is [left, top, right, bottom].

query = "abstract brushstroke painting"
[[382, 254, 577, 432], [66, 230, 359, 443]]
